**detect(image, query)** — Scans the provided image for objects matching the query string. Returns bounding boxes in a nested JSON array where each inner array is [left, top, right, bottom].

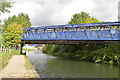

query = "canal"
[[27, 50, 118, 78]]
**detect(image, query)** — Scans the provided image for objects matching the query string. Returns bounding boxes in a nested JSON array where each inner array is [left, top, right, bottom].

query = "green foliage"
[[2, 23, 23, 48], [0, 0, 13, 24], [4, 13, 31, 28], [23, 49, 35, 51], [2, 13, 31, 48], [68, 12, 99, 24], [93, 43, 120, 65], [0, 0, 13, 13], [0, 52, 11, 71], [42, 44, 120, 65]]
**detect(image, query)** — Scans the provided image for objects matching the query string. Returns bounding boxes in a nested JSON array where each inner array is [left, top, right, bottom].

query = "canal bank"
[[24, 55, 40, 78], [27, 50, 119, 78], [0, 55, 40, 79]]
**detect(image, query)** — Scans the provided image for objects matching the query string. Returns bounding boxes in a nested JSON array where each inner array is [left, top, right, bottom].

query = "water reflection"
[[27, 50, 118, 78]]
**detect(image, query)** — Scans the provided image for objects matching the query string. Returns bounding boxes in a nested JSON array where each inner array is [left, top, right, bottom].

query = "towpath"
[[0, 55, 39, 79]]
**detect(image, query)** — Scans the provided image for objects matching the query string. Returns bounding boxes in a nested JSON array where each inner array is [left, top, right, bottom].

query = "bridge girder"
[[21, 40, 120, 45]]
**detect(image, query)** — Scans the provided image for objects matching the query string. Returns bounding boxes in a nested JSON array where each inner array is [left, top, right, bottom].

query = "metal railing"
[[0, 45, 12, 54]]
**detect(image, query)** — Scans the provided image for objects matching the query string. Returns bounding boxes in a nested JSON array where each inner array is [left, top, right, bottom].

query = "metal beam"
[[21, 40, 120, 45]]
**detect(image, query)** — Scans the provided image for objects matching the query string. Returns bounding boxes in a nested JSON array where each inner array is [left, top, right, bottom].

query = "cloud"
[[61, 0, 95, 23], [91, 0, 119, 21], [27, 0, 96, 26], [1, 0, 119, 26]]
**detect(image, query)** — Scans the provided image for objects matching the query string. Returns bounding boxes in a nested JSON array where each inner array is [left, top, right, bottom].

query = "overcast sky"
[[1, 0, 119, 26]]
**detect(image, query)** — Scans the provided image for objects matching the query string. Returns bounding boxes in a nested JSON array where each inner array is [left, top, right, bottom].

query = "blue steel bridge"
[[21, 21, 120, 44]]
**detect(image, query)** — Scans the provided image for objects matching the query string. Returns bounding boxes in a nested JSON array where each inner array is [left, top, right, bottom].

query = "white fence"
[[0, 45, 12, 53]]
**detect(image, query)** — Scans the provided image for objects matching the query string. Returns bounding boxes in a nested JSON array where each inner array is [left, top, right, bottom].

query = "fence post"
[[20, 43, 24, 54]]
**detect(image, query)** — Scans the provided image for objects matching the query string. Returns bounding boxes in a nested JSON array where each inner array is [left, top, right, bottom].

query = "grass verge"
[[0, 50, 20, 71], [24, 56, 34, 70], [23, 49, 36, 51], [24, 56, 40, 79]]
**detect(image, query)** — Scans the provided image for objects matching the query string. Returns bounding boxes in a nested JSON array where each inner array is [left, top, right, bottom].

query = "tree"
[[0, 0, 13, 13], [2, 13, 31, 49], [0, 0, 13, 24], [2, 23, 23, 48], [4, 13, 31, 28], [68, 12, 99, 24]]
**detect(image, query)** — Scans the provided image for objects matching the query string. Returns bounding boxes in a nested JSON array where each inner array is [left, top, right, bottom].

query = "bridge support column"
[[20, 43, 24, 54]]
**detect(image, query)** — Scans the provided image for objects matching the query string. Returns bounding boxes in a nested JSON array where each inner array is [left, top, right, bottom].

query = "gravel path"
[[0, 55, 29, 78]]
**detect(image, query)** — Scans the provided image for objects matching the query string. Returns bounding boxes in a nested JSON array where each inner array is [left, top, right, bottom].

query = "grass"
[[23, 49, 36, 51], [24, 56, 40, 79], [24, 55, 34, 70], [0, 52, 11, 71], [0, 50, 20, 72]]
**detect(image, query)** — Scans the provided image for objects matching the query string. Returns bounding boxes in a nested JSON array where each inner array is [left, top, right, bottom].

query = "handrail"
[[23, 21, 120, 30]]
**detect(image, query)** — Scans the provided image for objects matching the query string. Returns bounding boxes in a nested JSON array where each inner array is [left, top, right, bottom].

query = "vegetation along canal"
[[27, 50, 118, 78]]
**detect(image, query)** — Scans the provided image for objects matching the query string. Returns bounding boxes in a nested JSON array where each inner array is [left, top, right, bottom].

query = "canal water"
[[27, 50, 119, 78]]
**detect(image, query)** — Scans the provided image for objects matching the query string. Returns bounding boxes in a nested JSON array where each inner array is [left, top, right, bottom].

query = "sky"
[[1, 0, 119, 26]]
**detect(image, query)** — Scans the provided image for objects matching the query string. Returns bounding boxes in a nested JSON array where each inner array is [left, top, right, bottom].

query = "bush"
[[42, 43, 120, 65]]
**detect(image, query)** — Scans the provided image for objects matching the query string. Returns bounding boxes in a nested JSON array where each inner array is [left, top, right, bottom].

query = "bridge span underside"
[[21, 40, 120, 44]]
